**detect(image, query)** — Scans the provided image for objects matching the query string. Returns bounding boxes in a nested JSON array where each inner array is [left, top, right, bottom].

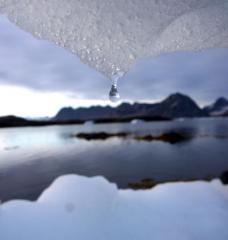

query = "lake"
[[0, 117, 228, 202]]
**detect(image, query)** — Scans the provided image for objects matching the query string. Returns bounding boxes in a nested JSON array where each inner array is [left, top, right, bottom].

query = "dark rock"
[[129, 175, 217, 190], [220, 171, 228, 184], [135, 132, 192, 144], [76, 132, 129, 140], [75, 131, 192, 144], [155, 132, 192, 144], [128, 178, 157, 190]]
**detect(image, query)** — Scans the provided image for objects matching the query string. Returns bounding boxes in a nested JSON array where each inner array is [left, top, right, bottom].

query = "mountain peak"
[[214, 97, 228, 106], [204, 97, 228, 115], [160, 93, 205, 118], [162, 93, 196, 105], [168, 92, 188, 98]]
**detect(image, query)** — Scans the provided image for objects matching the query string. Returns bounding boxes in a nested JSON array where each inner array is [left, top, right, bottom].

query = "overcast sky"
[[0, 15, 228, 117]]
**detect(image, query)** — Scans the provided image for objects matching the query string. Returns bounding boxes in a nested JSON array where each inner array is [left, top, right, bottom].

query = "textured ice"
[[1, 175, 228, 240], [0, 0, 228, 78]]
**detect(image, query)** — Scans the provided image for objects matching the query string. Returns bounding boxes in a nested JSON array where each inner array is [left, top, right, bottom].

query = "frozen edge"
[[0, 1, 228, 78], [1, 174, 228, 240]]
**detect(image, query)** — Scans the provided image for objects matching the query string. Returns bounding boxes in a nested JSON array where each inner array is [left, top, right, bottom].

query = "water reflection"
[[0, 118, 228, 202]]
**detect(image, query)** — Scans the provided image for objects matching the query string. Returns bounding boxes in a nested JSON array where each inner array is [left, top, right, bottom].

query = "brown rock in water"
[[75, 131, 191, 144], [155, 132, 191, 144], [135, 132, 191, 144], [76, 132, 129, 140], [128, 179, 157, 190]]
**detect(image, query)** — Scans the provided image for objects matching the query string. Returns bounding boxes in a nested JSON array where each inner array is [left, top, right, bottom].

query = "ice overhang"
[[0, 0, 228, 78]]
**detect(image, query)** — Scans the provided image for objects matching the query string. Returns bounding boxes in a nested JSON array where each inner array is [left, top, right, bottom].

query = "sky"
[[0, 15, 228, 118]]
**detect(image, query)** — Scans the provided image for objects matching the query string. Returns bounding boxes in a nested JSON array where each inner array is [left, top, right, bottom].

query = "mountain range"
[[55, 93, 207, 121], [0, 93, 227, 128]]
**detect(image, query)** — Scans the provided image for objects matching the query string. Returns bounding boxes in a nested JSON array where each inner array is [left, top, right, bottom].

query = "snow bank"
[[1, 175, 228, 240], [0, 1, 227, 77]]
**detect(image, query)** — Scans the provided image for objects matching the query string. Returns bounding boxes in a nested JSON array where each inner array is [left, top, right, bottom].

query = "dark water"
[[0, 117, 228, 202]]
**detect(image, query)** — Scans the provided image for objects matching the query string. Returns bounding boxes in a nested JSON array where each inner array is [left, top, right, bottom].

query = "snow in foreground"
[[1, 175, 228, 240]]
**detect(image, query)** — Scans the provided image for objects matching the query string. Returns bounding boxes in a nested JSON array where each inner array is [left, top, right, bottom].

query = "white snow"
[[0, 0, 227, 78], [1, 174, 228, 240], [131, 119, 144, 124], [84, 120, 94, 126]]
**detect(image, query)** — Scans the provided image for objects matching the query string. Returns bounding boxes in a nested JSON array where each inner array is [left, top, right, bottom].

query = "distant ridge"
[[2, 93, 228, 129], [55, 93, 207, 121], [0, 115, 84, 128], [203, 97, 228, 116], [0, 116, 30, 127]]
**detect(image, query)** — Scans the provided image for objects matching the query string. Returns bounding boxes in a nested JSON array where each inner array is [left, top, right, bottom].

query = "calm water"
[[0, 117, 228, 202]]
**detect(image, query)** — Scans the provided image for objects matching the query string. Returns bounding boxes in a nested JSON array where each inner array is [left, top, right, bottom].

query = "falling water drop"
[[109, 83, 120, 103], [109, 72, 123, 102]]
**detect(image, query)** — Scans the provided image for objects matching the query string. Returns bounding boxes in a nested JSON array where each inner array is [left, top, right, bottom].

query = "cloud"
[[121, 49, 228, 106], [0, 85, 109, 117], [0, 16, 108, 99], [0, 14, 228, 110]]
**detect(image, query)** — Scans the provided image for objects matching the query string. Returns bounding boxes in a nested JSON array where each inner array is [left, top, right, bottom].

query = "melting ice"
[[1, 175, 228, 240], [0, 0, 227, 78]]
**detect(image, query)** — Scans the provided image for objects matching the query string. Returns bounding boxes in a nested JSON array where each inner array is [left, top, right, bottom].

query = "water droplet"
[[109, 85, 120, 102], [109, 72, 124, 103]]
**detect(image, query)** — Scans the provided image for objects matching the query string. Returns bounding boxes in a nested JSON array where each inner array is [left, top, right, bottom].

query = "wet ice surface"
[[0, 0, 228, 77], [0, 175, 228, 240]]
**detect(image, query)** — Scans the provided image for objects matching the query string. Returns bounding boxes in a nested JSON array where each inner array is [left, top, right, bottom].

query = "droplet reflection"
[[109, 72, 123, 102]]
